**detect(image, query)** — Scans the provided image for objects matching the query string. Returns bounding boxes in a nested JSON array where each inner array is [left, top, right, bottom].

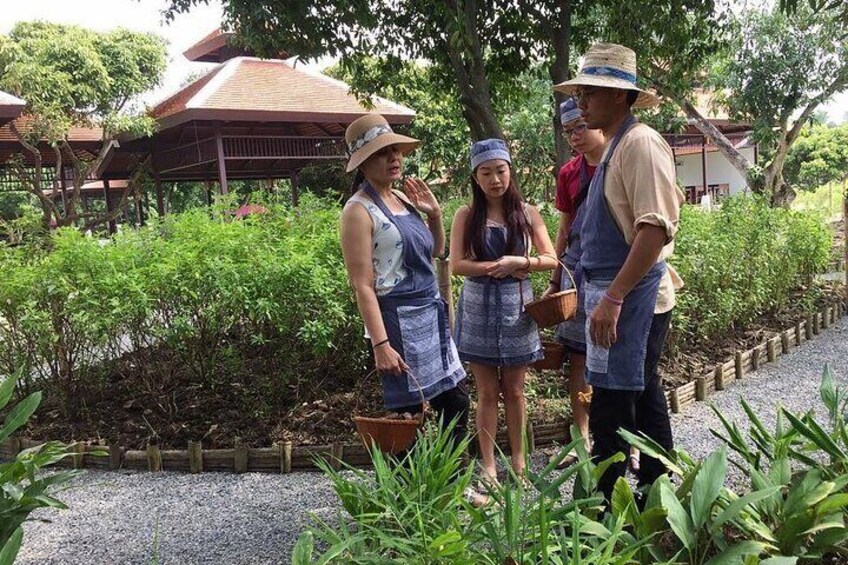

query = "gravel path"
[[15, 317, 848, 564]]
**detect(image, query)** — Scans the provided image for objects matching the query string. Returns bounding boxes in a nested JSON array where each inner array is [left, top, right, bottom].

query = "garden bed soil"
[[14, 282, 845, 450]]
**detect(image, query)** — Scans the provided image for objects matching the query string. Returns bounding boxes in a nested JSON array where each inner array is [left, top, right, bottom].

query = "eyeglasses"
[[563, 123, 588, 138], [573, 88, 601, 105]]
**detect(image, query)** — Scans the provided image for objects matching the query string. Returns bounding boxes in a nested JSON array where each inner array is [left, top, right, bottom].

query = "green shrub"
[[0, 370, 77, 564]]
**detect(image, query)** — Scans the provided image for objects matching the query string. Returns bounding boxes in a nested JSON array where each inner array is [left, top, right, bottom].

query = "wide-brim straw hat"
[[345, 113, 420, 172], [553, 43, 659, 109]]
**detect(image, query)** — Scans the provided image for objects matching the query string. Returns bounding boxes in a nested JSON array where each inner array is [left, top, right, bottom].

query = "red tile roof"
[[0, 116, 102, 143], [149, 57, 415, 130]]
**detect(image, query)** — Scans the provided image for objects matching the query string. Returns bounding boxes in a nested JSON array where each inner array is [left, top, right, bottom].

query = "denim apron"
[[361, 183, 465, 409], [579, 117, 666, 391], [454, 223, 542, 366], [555, 158, 592, 351]]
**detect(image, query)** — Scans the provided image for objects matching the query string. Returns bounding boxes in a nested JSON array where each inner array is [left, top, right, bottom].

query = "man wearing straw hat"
[[553, 43, 684, 505]]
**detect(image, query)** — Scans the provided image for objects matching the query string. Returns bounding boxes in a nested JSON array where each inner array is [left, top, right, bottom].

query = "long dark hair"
[[464, 166, 530, 260]]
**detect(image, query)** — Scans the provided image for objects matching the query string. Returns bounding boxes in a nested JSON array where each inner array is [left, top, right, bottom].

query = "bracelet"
[[603, 292, 624, 306], [372, 338, 390, 350]]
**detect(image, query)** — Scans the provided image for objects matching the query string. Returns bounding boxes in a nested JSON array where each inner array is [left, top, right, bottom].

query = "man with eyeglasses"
[[553, 43, 684, 507], [543, 98, 605, 467]]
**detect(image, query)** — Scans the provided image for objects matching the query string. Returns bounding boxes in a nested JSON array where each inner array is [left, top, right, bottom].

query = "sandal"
[[550, 449, 579, 469], [628, 453, 641, 474], [463, 487, 492, 508]]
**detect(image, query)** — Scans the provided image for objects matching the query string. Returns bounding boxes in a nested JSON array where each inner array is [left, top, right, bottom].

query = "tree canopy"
[[0, 21, 167, 230]]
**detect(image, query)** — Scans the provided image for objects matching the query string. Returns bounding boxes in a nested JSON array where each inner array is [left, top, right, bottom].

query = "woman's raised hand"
[[403, 177, 441, 219]]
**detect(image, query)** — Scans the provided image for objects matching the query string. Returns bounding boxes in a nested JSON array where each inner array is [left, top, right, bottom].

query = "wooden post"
[[331, 443, 344, 470], [669, 389, 681, 413], [806, 316, 815, 340], [150, 139, 166, 216], [215, 128, 229, 195], [73, 441, 86, 469], [795, 321, 803, 346], [147, 441, 162, 472], [527, 421, 535, 453], [281, 441, 292, 474], [188, 441, 203, 474], [780, 332, 790, 354], [751, 347, 760, 371], [714, 364, 725, 391], [823, 307, 831, 330], [103, 180, 117, 235], [814, 312, 822, 335], [767, 339, 777, 363], [234, 439, 248, 474], [436, 258, 455, 331], [735, 351, 744, 379], [695, 376, 707, 401], [290, 169, 300, 207], [108, 444, 123, 470]]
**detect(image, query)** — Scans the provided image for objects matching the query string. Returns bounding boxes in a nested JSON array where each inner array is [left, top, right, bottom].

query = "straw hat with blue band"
[[559, 98, 583, 125], [470, 138, 511, 171], [345, 113, 420, 173], [553, 43, 659, 109]]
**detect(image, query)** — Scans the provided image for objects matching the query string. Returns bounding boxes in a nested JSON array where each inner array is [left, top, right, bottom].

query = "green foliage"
[[672, 195, 832, 344], [716, 6, 848, 156], [0, 194, 366, 429], [0, 369, 77, 564], [294, 423, 646, 564], [785, 124, 848, 190], [0, 21, 167, 139], [708, 365, 848, 560]]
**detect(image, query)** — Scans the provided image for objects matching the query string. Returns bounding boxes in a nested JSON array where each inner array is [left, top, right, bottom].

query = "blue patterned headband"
[[559, 98, 583, 124], [470, 138, 511, 170]]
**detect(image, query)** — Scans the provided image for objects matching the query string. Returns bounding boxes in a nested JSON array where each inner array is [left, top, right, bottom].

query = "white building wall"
[[674, 146, 756, 196]]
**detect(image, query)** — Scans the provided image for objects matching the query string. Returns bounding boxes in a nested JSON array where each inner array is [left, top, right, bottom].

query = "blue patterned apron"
[[454, 223, 543, 367], [361, 183, 465, 409], [579, 117, 666, 391], [555, 158, 591, 353]]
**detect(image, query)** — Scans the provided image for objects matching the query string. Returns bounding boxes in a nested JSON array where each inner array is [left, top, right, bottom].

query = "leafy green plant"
[[617, 434, 776, 565], [0, 369, 78, 564]]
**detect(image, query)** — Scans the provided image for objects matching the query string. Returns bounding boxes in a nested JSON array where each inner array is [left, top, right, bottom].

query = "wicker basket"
[[353, 371, 426, 455], [532, 341, 566, 371], [524, 258, 578, 328], [354, 414, 424, 454]]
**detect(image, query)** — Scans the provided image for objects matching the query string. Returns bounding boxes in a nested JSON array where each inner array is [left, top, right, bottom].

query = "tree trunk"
[[443, 0, 504, 141], [548, 0, 573, 171]]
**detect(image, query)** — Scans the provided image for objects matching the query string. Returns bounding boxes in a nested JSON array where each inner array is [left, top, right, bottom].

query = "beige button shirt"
[[602, 123, 685, 314]]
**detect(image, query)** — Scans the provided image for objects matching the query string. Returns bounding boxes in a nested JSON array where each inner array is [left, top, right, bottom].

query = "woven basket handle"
[[541, 252, 578, 292]]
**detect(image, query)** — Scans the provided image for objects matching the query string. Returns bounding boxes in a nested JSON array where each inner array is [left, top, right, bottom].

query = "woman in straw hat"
[[340, 113, 469, 449], [553, 43, 683, 506], [450, 138, 556, 486]]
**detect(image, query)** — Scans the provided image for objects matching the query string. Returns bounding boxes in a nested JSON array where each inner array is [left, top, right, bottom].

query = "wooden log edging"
[[668, 299, 844, 413], [2, 301, 845, 472]]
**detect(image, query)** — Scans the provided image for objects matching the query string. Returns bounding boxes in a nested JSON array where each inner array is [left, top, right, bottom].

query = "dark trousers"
[[395, 379, 470, 448], [589, 310, 674, 504]]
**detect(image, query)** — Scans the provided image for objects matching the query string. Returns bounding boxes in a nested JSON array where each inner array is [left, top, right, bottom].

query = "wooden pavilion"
[[98, 30, 415, 217]]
